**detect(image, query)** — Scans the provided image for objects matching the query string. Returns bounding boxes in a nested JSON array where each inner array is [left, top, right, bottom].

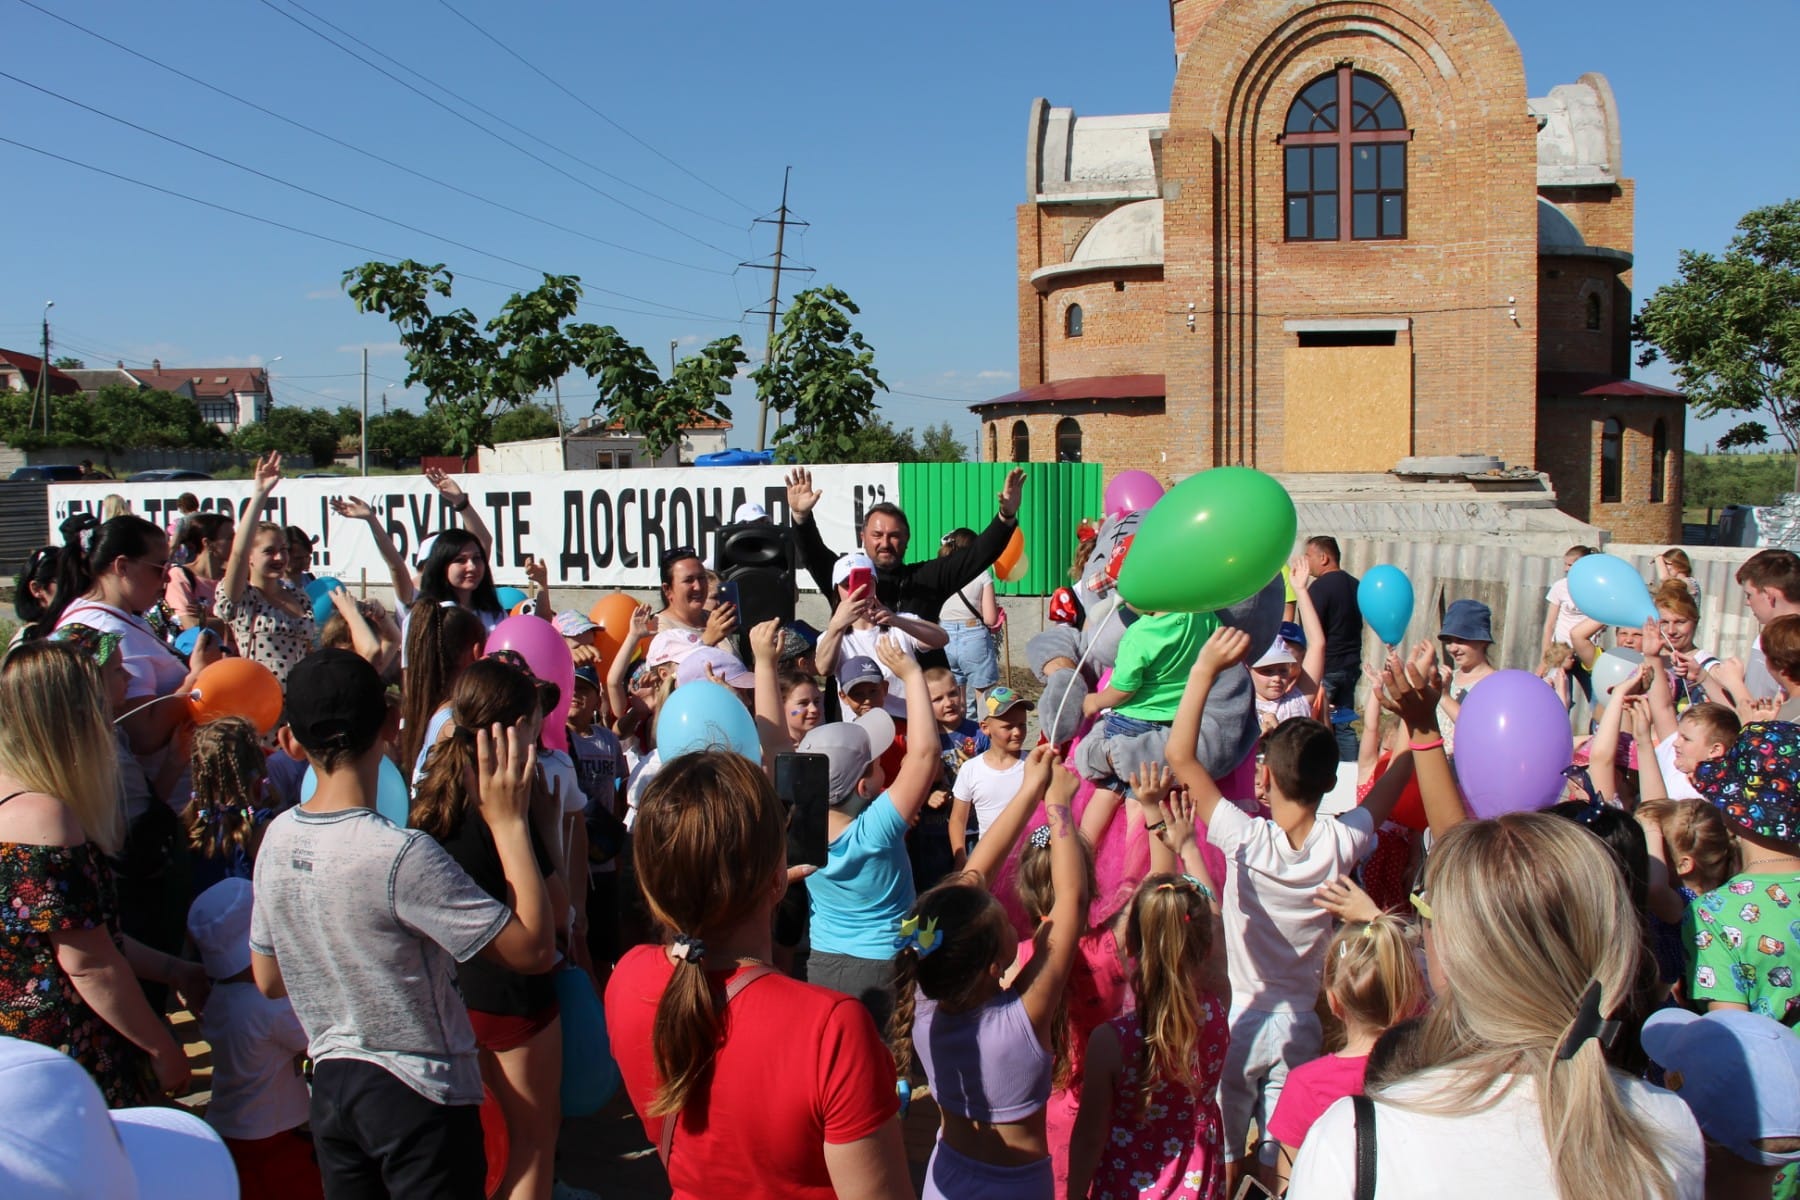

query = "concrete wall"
[[0, 445, 255, 476]]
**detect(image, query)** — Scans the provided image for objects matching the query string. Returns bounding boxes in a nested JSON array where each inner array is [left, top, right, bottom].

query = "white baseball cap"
[[830, 552, 876, 591], [0, 1037, 238, 1199], [733, 502, 768, 523], [1253, 637, 1299, 669], [674, 645, 756, 690], [646, 629, 701, 668]]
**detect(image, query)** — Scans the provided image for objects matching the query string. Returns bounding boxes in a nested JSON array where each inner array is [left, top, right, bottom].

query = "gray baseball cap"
[[836, 655, 885, 691], [799, 719, 885, 805]]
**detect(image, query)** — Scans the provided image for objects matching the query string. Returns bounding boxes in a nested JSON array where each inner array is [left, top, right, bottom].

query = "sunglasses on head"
[[485, 649, 562, 716], [659, 546, 700, 570]]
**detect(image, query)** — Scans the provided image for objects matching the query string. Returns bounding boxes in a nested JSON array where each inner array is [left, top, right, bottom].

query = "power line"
[[0, 71, 735, 324], [6, 0, 733, 278], [257, 0, 741, 257], [0, 134, 740, 326], [431, 0, 758, 216]]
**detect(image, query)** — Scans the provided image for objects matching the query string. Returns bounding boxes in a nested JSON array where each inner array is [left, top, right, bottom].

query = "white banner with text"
[[49, 464, 901, 590]]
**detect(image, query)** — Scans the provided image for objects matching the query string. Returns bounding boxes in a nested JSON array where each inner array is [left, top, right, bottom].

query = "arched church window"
[[1066, 303, 1084, 338], [1056, 418, 1082, 463], [1650, 419, 1668, 503], [1600, 417, 1623, 504], [1283, 69, 1410, 242], [1585, 291, 1603, 331], [1011, 420, 1030, 463]]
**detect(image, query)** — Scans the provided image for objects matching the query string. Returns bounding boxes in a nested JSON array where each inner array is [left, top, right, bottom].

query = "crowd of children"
[[4, 457, 1800, 1200]]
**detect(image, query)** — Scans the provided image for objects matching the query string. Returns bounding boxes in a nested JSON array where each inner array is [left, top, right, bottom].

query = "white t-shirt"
[[1288, 1068, 1703, 1199], [951, 753, 1026, 841], [1207, 801, 1376, 1012], [56, 599, 187, 701], [938, 575, 994, 626], [198, 981, 312, 1141], [1746, 634, 1783, 701], [1653, 732, 1703, 801], [624, 748, 662, 830], [839, 620, 924, 719], [1543, 577, 1586, 647]]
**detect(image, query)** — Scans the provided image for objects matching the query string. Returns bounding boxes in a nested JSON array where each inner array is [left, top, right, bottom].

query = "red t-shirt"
[[606, 944, 897, 1200], [1266, 1052, 1369, 1148]]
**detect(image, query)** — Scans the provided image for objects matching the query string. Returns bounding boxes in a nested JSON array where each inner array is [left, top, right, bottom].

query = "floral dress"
[[0, 837, 158, 1107], [216, 584, 317, 685], [1090, 999, 1229, 1200]]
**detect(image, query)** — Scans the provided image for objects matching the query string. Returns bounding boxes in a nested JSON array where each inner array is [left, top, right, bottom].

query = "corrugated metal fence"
[[0, 482, 49, 577], [1336, 538, 1763, 674], [899, 462, 1102, 595]]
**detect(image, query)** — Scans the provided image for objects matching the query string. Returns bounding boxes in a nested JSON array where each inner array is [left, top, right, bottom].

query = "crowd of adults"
[[1, 454, 1798, 1200]]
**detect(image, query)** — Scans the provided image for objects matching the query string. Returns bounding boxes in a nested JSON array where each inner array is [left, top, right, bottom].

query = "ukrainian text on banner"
[[48, 465, 900, 590]]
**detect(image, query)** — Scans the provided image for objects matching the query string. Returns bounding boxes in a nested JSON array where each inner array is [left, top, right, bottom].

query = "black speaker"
[[715, 521, 795, 636]]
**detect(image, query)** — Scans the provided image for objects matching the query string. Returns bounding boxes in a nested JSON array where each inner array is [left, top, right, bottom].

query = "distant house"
[[0, 349, 81, 398], [55, 358, 276, 432], [565, 415, 732, 468], [130, 361, 274, 430]]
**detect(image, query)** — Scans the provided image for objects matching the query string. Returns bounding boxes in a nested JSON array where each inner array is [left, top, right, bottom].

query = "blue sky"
[[2, 0, 1794, 457]]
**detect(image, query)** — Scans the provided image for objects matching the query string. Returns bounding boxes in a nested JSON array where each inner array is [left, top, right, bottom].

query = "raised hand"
[[1313, 874, 1382, 923], [998, 468, 1026, 520], [1194, 625, 1253, 677], [476, 721, 537, 827], [874, 632, 921, 681], [252, 451, 282, 494], [330, 495, 375, 522], [829, 584, 869, 632], [1161, 788, 1198, 849], [628, 602, 654, 639], [749, 616, 782, 666], [425, 466, 466, 505], [702, 601, 739, 647], [1130, 761, 1174, 812], [1378, 658, 1443, 737], [1021, 742, 1058, 792], [785, 468, 821, 520], [1289, 555, 1312, 591]]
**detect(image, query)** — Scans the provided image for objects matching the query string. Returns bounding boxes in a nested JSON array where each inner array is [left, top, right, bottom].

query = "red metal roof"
[[0, 348, 81, 395], [133, 367, 269, 400], [1538, 372, 1683, 400], [973, 373, 1165, 409]]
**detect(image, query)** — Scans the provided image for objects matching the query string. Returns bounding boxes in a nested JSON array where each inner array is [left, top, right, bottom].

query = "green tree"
[[492, 402, 561, 443], [234, 406, 338, 466], [367, 408, 450, 462], [1637, 200, 1800, 483], [917, 421, 970, 463], [570, 328, 745, 460], [0, 385, 225, 453], [755, 285, 886, 463], [52, 356, 84, 370], [343, 261, 583, 465]]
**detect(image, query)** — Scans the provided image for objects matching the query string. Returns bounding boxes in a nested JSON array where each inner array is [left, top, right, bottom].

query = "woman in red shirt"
[[607, 751, 911, 1200]]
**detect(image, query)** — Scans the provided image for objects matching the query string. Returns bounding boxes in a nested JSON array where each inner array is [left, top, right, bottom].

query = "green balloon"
[[1115, 467, 1297, 613]]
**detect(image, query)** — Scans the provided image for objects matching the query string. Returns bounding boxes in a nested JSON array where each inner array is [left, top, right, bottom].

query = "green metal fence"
[[897, 462, 1102, 595]]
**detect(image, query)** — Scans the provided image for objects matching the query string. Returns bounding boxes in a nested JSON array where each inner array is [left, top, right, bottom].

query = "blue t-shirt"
[[808, 792, 914, 960]]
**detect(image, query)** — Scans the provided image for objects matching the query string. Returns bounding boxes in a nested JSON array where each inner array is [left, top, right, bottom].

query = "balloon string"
[[1049, 602, 1123, 749], [113, 692, 190, 727]]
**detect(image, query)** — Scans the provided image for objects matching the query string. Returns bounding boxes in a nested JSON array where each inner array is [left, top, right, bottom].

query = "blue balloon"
[[300, 756, 411, 828], [656, 679, 761, 761], [495, 586, 529, 612], [1566, 553, 1658, 630], [1357, 564, 1415, 647], [305, 576, 344, 626], [555, 965, 618, 1116]]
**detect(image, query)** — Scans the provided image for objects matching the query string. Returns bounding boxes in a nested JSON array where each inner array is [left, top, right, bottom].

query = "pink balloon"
[[486, 614, 576, 752], [1103, 470, 1165, 521]]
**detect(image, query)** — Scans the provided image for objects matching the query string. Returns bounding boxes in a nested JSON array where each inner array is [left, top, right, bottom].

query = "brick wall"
[[978, 400, 1169, 478], [1039, 270, 1169, 381], [1538, 260, 1623, 376], [1537, 395, 1683, 543]]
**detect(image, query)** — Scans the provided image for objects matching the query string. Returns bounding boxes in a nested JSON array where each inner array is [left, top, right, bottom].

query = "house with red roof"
[[0, 349, 82, 399], [127, 360, 274, 430]]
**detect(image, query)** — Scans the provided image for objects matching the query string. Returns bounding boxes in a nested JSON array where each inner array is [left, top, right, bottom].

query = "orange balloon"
[[188, 658, 284, 735], [588, 592, 643, 676], [995, 526, 1027, 581]]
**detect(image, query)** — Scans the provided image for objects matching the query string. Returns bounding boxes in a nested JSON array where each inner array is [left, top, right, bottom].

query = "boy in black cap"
[[249, 649, 557, 1197]]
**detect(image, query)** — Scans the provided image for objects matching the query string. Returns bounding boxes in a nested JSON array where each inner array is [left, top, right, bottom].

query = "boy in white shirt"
[[1167, 626, 1411, 1194], [948, 686, 1034, 861], [187, 877, 322, 1198]]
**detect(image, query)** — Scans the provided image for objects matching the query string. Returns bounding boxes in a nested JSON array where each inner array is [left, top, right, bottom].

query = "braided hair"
[[185, 717, 266, 864]]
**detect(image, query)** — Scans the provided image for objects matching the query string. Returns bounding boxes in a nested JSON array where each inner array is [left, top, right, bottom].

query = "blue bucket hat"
[[1438, 598, 1493, 644]]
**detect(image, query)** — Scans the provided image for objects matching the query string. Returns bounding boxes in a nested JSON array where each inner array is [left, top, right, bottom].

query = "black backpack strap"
[[655, 965, 779, 1170], [1352, 1094, 1378, 1200]]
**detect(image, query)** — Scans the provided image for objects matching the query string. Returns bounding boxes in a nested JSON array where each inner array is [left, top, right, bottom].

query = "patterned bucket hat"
[[1693, 721, 1800, 848], [46, 622, 124, 669]]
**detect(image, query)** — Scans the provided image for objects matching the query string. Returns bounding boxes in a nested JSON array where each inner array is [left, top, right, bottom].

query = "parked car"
[[8, 464, 86, 482], [125, 468, 214, 483]]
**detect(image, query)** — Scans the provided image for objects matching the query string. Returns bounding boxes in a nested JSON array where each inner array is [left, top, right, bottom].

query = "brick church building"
[[977, 0, 1683, 541]]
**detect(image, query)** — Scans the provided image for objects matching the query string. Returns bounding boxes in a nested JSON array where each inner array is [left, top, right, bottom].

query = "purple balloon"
[[1450, 670, 1572, 819], [1103, 470, 1165, 520], [486, 614, 576, 753]]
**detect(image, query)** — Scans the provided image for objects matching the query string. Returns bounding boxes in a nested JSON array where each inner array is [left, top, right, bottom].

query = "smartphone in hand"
[[845, 566, 874, 600], [775, 752, 831, 869]]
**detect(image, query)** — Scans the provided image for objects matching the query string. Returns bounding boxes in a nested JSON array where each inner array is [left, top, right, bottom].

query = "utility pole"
[[552, 379, 568, 469], [361, 347, 369, 476], [740, 169, 813, 449], [39, 300, 53, 436], [669, 340, 678, 375]]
